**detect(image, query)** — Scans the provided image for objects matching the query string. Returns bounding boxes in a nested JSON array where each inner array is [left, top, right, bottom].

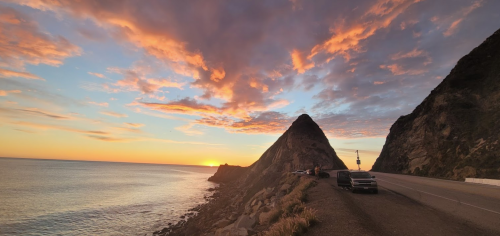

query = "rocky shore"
[[154, 171, 317, 236]]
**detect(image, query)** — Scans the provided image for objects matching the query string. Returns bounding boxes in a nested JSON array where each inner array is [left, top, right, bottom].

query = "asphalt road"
[[304, 171, 500, 235]]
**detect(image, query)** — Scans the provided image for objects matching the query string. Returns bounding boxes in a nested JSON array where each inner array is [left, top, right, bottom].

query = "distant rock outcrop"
[[208, 164, 246, 183], [372, 28, 500, 180]]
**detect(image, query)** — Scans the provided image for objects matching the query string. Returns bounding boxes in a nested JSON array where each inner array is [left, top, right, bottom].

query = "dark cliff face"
[[372, 28, 500, 180]]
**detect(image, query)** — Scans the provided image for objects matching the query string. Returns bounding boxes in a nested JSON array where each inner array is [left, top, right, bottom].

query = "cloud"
[[195, 111, 292, 134], [8, 120, 109, 135], [100, 110, 128, 118], [175, 123, 204, 136], [86, 135, 132, 142], [10, 0, 500, 139], [0, 68, 43, 80], [88, 72, 107, 79], [88, 101, 109, 107], [379, 64, 427, 76], [124, 122, 144, 128], [0, 6, 81, 72], [107, 66, 185, 94], [15, 108, 71, 119], [0, 89, 21, 96], [291, 49, 314, 74], [142, 98, 221, 116], [441, 0, 483, 37]]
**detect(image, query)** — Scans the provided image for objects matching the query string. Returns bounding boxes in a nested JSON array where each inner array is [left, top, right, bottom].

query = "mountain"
[[247, 114, 347, 175], [209, 114, 347, 187], [371, 28, 500, 180]]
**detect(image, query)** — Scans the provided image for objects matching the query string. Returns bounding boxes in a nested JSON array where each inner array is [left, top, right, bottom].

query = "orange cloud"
[[380, 64, 426, 76], [390, 48, 432, 65], [142, 98, 221, 115], [195, 112, 292, 134], [108, 67, 185, 94], [0, 6, 80, 71], [210, 68, 226, 82], [0, 68, 43, 80], [442, 0, 483, 37], [443, 19, 463, 37], [0, 89, 21, 96], [291, 49, 314, 74], [309, 0, 419, 63]]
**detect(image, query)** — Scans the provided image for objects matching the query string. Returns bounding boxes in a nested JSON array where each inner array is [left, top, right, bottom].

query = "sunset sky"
[[1, 0, 499, 170]]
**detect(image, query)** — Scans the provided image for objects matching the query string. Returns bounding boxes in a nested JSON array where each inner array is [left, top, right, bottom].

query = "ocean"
[[0, 158, 218, 236]]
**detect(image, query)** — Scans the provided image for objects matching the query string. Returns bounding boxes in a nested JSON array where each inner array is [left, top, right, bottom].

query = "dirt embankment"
[[156, 173, 318, 236]]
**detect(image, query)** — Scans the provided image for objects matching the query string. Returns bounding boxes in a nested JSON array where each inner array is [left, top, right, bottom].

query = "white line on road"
[[377, 178, 500, 215]]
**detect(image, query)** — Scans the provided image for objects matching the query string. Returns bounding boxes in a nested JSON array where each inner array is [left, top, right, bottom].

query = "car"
[[292, 170, 306, 174], [337, 170, 378, 193], [337, 170, 351, 187]]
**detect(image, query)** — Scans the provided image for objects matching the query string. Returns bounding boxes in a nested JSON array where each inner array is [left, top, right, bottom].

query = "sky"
[[0, 0, 499, 170]]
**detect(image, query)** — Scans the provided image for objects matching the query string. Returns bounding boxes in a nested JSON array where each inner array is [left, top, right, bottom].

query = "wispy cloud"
[[100, 111, 128, 118], [0, 89, 21, 96], [88, 72, 107, 79], [88, 101, 109, 107], [0, 6, 80, 72], [124, 122, 144, 128]]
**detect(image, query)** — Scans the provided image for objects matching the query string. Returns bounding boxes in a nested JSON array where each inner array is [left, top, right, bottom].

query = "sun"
[[209, 163, 214, 167]]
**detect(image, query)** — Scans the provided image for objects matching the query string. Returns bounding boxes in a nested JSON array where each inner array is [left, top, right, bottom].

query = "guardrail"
[[465, 178, 500, 186]]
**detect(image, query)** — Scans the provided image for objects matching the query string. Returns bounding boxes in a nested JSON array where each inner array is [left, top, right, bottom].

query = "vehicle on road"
[[317, 171, 330, 178], [337, 170, 378, 193], [292, 170, 305, 174], [337, 170, 351, 187], [305, 169, 330, 178]]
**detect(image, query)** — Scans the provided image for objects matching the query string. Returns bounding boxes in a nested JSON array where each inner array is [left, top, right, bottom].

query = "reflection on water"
[[0, 158, 217, 236]]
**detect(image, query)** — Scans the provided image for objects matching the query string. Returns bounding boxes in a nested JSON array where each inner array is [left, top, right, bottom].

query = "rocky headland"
[[155, 114, 347, 235], [372, 28, 500, 180]]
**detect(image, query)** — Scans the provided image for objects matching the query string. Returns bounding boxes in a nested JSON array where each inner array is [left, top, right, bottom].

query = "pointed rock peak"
[[294, 114, 313, 123], [288, 114, 324, 136], [290, 114, 316, 128]]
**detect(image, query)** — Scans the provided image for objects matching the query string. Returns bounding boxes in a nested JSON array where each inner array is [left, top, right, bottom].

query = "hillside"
[[372, 28, 500, 180], [162, 114, 347, 235]]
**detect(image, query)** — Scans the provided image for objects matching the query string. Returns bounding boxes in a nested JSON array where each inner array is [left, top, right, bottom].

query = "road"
[[304, 171, 500, 236]]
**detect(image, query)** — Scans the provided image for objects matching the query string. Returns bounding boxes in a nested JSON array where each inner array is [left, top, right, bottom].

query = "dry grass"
[[260, 177, 317, 236]]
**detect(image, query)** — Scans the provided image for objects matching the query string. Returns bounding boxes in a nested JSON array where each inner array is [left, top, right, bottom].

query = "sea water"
[[0, 158, 217, 236]]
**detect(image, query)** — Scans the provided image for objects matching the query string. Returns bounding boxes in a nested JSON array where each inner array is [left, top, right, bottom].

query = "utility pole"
[[355, 150, 361, 171]]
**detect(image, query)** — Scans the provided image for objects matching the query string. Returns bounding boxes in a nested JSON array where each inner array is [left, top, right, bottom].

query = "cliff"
[[372, 28, 500, 180], [208, 164, 246, 183]]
